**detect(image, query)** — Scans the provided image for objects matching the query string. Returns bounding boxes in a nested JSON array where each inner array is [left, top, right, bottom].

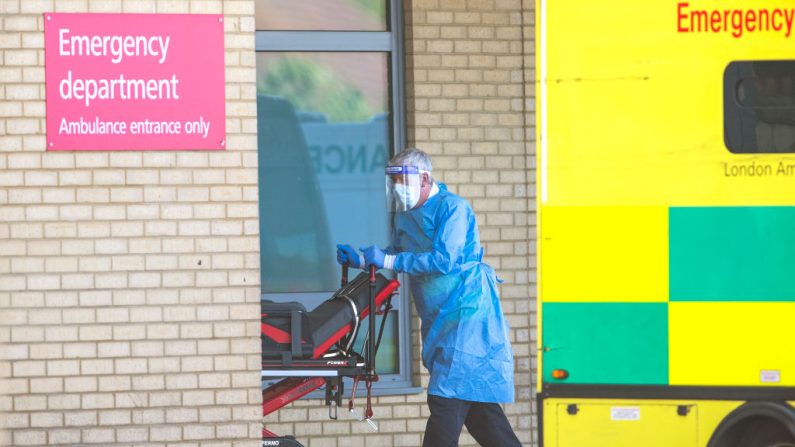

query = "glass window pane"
[[350, 310, 398, 374], [256, 0, 387, 31], [257, 52, 391, 294], [724, 60, 795, 153]]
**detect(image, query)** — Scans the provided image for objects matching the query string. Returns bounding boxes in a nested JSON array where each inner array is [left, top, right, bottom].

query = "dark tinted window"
[[724, 60, 795, 153]]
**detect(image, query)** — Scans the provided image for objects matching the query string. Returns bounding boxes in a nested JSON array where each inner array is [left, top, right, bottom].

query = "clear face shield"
[[385, 165, 426, 212]]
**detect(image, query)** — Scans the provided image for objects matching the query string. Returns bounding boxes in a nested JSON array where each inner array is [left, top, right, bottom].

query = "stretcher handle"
[[368, 265, 376, 375], [341, 262, 349, 286]]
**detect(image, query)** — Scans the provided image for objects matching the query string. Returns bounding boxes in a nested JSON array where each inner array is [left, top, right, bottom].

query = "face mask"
[[394, 183, 420, 210]]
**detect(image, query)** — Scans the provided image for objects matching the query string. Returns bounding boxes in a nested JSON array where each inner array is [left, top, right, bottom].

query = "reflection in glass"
[[257, 52, 391, 294], [256, 0, 387, 31], [350, 310, 398, 374]]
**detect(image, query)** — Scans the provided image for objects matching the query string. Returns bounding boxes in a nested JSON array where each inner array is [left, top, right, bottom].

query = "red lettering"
[[731, 10, 743, 37], [771, 9, 783, 31], [677, 3, 690, 32], [710, 10, 722, 32], [677, 4, 795, 37], [692, 10, 708, 32], [757, 9, 770, 31], [723, 9, 731, 30], [746, 9, 756, 32]]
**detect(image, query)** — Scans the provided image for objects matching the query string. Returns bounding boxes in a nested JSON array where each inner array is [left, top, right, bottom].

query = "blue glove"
[[336, 244, 362, 268], [360, 245, 387, 269]]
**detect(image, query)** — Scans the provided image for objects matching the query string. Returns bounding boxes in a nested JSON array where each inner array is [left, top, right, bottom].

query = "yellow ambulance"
[[536, 0, 795, 445]]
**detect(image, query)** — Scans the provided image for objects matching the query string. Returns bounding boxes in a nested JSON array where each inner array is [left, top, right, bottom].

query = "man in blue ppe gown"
[[337, 148, 521, 447]]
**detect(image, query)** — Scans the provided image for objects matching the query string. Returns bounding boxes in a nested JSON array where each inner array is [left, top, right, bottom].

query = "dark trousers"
[[422, 395, 523, 447]]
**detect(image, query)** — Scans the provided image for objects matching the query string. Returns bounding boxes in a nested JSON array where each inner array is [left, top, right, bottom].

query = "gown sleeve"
[[392, 200, 469, 275]]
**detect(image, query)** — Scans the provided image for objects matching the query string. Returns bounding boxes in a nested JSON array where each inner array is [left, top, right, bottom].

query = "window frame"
[[256, 0, 419, 395]]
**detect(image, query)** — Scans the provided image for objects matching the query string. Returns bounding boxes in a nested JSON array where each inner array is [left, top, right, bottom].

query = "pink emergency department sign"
[[44, 13, 225, 151]]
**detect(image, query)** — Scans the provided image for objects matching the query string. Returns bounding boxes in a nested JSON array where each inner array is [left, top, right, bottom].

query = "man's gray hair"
[[389, 148, 433, 173]]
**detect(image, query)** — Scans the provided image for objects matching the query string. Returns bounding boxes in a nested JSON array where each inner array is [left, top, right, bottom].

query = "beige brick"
[[96, 409, 131, 426], [198, 407, 231, 424], [81, 427, 114, 444], [77, 325, 112, 342], [74, 153, 108, 169], [108, 153, 141, 168], [150, 425, 181, 442], [163, 271, 194, 287], [3, 413, 30, 429], [98, 375, 131, 392], [165, 407, 198, 424], [1, 343, 29, 360], [5, 411, 37, 429], [165, 340, 196, 356], [129, 307, 163, 324], [95, 341, 128, 358], [58, 205, 92, 221], [46, 393, 80, 411], [148, 358, 178, 376], [48, 428, 81, 444], [183, 423, 215, 440], [145, 221, 177, 236], [94, 205, 127, 221], [114, 394, 148, 412], [181, 355, 213, 372], [110, 188, 144, 203], [10, 258, 44, 273], [64, 376, 97, 393], [26, 274, 59, 291], [112, 290, 145, 306], [46, 256, 78, 272], [129, 341, 162, 357], [15, 395, 48, 411], [165, 373, 197, 390], [217, 423, 249, 438], [131, 374, 165, 391], [132, 408, 165, 425], [4, 16, 37, 31], [129, 237, 162, 254], [26, 206, 60, 222], [80, 393, 114, 410], [94, 273, 127, 289], [182, 389, 214, 406], [4, 50, 37, 66], [194, 203, 227, 219], [78, 358, 112, 376], [117, 427, 148, 443], [146, 288, 179, 305], [12, 430, 47, 446], [13, 360, 46, 377]]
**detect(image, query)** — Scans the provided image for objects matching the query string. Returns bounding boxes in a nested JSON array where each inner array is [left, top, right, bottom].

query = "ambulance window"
[[724, 60, 795, 153]]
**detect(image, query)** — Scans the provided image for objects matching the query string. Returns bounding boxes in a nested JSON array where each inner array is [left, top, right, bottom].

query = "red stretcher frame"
[[261, 265, 400, 441]]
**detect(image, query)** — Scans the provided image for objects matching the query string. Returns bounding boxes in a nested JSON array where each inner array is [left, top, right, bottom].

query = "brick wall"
[[405, 0, 536, 444], [0, 1, 262, 445]]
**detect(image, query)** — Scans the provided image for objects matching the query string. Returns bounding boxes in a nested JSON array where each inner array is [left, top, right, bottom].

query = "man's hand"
[[360, 245, 387, 269], [336, 244, 363, 268]]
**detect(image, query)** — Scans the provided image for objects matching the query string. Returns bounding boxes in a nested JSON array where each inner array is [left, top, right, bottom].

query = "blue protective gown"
[[388, 183, 515, 403]]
